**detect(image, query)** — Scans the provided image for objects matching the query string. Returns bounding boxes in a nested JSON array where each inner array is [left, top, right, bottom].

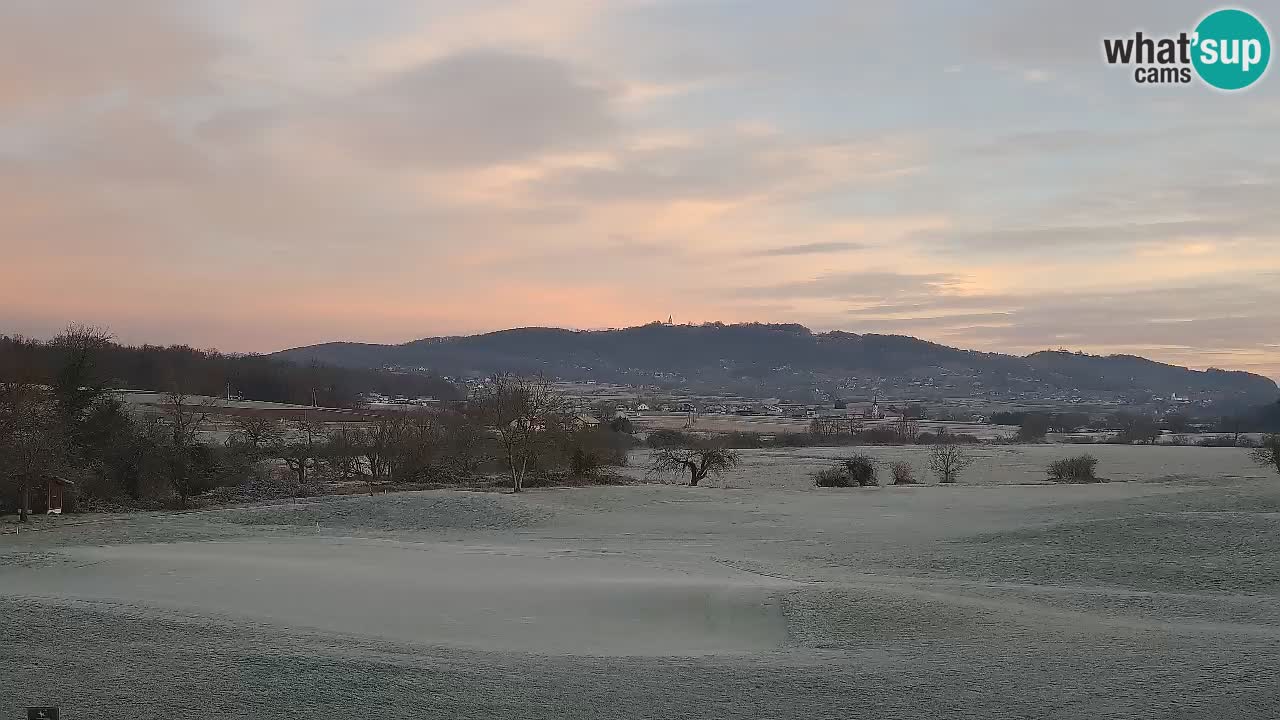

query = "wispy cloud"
[[732, 271, 963, 302], [749, 241, 866, 256]]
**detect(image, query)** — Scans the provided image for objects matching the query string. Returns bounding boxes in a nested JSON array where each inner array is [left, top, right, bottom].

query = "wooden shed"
[[15, 475, 74, 515], [44, 476, 72, 514]]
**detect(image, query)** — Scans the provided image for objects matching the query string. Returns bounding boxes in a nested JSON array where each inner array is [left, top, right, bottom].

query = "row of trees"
[[228, 411, 487, 492], [779, 419, 980, 447], [0, 327, 220, 517], [4, 377, 639, 516], [1, 328, 636, 516], [1013, 411, 1163, 444], [0, 332, 460, 408], [252, 375, 635, 494], [801, 408, 1275, 448], [1002, 406, 1280, 442], [1014, 410, 1276, 447]]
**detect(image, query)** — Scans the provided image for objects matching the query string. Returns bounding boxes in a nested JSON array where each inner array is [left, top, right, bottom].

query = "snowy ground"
[[2, 446, 1277, 718]]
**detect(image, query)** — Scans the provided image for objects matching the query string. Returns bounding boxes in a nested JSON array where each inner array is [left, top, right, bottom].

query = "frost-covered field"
[[2, 445, 1277, 719], [626, 443, 1269, 487]]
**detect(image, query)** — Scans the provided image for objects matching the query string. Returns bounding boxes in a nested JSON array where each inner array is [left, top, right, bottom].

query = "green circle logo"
[[1192, 9, 1270, 90]]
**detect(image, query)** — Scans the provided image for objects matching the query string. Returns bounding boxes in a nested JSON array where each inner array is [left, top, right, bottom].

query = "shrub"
[[773, 432, 807, 447], [811, 455, 878, 488], [843, 454, 879, 486], [1047, 454, 1100, 483], [773, 432, 820, 447], [522, 470, 634, 489], [647, 429, 692, 449], [1113, 413, 1160, 445], [1249, 434, 1280, 475], [889, 460, 916, 485], [812, 467, 851, 488], [572, 427, 636, 467], [854, 427, 900, 444], [917, 430, 980, 445], [570, 448, 602, 477], [1018, 413, 1050, 442], [722, 431, 765, 449]]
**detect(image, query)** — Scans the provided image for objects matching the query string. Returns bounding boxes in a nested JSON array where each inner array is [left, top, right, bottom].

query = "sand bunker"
[[12, 539, 792, 656]]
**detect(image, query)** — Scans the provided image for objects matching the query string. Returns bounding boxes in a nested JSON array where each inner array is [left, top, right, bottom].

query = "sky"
[[2, 1, 1278, 379]]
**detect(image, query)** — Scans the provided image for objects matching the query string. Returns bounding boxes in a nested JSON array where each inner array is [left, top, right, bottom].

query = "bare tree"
[[277, 442, 314, 486], [593, 401, 619, 421], [49, 324, 113, 439], [1251, 434, 1280, 476], [441, 410, 483, 475], [894, 416, 920, 443], [1113, 411, 1160, 445], [295, 415, 323, 445], [275, 417, 321, 488], [160, 389, 209, 508], [649, 446, 739, 486], [355, 418, 398, 485], [0, 382, 68, 521], [319, 427, 361, 483], [386, 412, 444, 482], [231, 414, 283, 452], [472, 374, 564, 492], [928, 443, 973, 484]]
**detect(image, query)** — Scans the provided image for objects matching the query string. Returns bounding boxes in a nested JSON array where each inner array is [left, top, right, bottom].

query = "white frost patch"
[[8, 539, 792, 657]]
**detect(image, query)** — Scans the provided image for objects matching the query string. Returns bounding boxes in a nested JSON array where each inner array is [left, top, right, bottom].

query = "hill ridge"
[[272, 322, 1278, 404]]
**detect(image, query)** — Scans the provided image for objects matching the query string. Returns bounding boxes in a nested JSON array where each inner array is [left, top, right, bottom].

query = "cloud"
[[750, 241, 866, 257], [0, 0, 1278, 384], [531, 131, 920, 204], [0, 1, 221, 113], [832, 275, 1280, 379], [915, 219, 1234, 254], [735, 271, 963, 302], [310, 49, 617, 170], [910, 158, 1280, 259]]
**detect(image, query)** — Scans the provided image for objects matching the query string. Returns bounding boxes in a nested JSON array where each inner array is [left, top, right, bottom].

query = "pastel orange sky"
[[2, 1, 1278, 380]]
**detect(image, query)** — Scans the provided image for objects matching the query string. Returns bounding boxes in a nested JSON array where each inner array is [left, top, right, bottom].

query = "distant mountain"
[[272, 323, 1279, 405]]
